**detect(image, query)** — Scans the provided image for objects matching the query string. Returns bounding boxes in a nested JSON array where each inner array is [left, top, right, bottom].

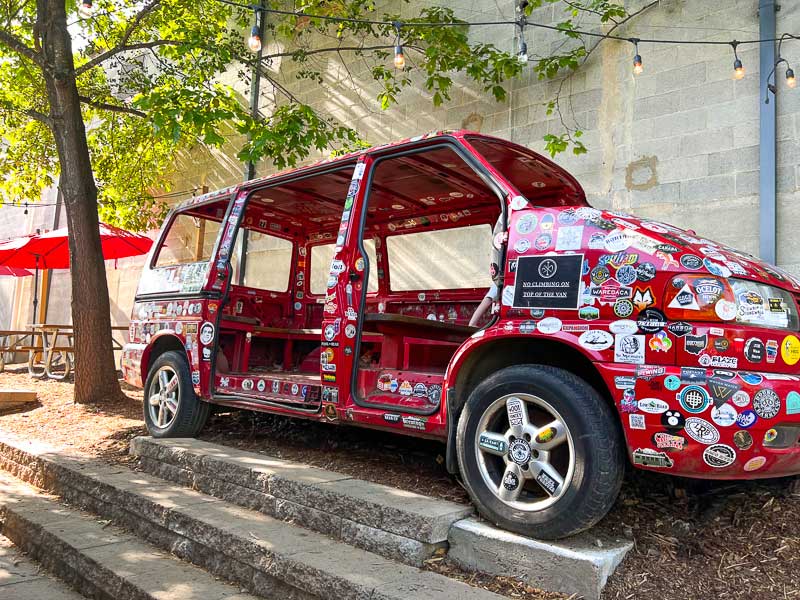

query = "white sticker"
[[668, 284, 700, 311], [510, 196, 528, 210], [501, 286, 515, 306], [711, 403, 738, 427], [604, 229, 630, 252], [703, 444, 736, 468], [609, 319, 638, 335], [555, 226, 584, 251], [199, 322, 215, 345], [684, 417, 720, 445], [614, 334, 645, 364], [537, 317, 562, 334], [715, 299, 737, 321], [578, 330, 614, 351], [638, 398, 669, 414], [629, 413, 646, 430]]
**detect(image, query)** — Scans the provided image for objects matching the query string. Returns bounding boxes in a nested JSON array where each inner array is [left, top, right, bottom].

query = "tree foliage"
[[0, 0, 640, 231]]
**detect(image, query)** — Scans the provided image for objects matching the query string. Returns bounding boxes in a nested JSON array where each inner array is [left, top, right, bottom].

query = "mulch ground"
[[1, 367, 799, 599]]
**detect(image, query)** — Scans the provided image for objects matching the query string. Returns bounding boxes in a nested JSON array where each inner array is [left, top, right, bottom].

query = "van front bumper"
[[598, 363, 800, 479]]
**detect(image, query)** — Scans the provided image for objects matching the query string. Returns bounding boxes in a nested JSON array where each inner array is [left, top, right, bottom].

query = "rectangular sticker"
[[512, 254, 583, 309]]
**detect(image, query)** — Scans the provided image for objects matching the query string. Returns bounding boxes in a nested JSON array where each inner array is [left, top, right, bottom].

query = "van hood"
[[587, 209, 800, 292]]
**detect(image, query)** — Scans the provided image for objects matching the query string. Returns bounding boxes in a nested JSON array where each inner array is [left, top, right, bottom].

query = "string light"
[[248, 16, 262, 53], [77, 0, 94, 19], [787, 67, 797, 89], [23, 202, 28, 215], [392, 22, 405, 69], [631, 38, 643, 75], [731, 42, 744, 80], [517, 13, 528, 64]]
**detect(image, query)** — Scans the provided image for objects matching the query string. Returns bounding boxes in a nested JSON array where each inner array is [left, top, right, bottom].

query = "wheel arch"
[[444, 335, 619, 474], [141, 334, 186, 386]]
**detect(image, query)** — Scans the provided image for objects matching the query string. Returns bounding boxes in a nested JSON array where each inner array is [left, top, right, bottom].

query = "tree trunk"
[[38, 0, 122, 403]]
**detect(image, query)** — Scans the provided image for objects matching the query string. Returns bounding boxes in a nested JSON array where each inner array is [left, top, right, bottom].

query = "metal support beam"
[[759, 0, 777, 265], [238, 1, 267, 285]]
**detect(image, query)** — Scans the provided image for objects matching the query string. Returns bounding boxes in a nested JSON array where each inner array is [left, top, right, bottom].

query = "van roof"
[[178, 130, 586, 210]]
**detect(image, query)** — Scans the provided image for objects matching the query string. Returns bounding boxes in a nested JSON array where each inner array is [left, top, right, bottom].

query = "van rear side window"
[[154, 213, 221, 267], [310, 240, 379, 295], [386, 225, 492, 291]]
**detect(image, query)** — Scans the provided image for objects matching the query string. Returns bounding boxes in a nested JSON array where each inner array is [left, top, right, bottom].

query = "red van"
[[123, 130, 800, 539]]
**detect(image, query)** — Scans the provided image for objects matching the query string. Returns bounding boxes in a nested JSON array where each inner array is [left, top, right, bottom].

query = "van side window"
[[232, 229, 294, 292], [154, 213, 222, 267], [386, 225, 492, 291], [310, 240, 379, 295]]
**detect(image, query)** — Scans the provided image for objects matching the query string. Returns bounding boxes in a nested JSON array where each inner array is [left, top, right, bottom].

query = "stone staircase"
[[0, 433, 505, 600]]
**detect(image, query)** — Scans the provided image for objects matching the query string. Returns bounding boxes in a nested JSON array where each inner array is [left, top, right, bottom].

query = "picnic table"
[[0, 323, 128, 380]]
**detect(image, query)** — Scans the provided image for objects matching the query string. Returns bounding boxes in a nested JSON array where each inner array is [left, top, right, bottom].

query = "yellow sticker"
[[781, 334, 800, 366]]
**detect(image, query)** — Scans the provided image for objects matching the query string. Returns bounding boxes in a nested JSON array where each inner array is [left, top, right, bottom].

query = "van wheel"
[[456, 365, 624, 539], [143, 351, 209, 437]]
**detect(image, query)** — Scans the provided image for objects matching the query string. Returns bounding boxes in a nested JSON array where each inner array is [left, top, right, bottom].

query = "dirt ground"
[[1, 368, 799, 600]]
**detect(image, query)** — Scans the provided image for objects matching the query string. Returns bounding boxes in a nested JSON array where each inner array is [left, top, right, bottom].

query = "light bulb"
[[734, 59, 745, 80], [517, 40, 528, 64], [78, 0, 94, 18], [633, 54, 643, 75], [787, 68, 797, 89], [248, 25, 262, 53], [394, 45, 405, 69]]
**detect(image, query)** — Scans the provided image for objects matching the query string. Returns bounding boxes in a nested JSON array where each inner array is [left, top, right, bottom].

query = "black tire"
[[143, 350, 210, 437], [456, 364, 624, 539]]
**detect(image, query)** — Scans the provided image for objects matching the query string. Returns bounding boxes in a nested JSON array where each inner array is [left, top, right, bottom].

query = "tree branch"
[[0, 27, 44, 68], [76, 39, 184, 76], [119, 0, 162, 47], [78, 96, 146, 117]]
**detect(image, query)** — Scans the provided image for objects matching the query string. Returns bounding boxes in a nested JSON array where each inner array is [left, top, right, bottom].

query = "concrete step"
[[0, 434, 505, 600], [129, 436, 473, 566], [0, 472, 256, 600], [0, 534, 86, 599]]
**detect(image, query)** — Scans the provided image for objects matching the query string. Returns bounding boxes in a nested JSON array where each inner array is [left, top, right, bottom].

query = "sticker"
[[427, 385, 442, 407], [616, 265, 637, 286], [668, 322, 692, 338], [632, 288, 655, 311], [653, 432, 686, 451], [707, 376, 741, 407], [536, 470, 559, 495], [578, 330, 614, 351], [502, 471, 520, 491], [383, 413, 401, 423], [613, 299, 635, 318], [766, 339, 778, 363], [764, 428, 778, 443], [399, 381, 413, 396], [609, 320, 638, 335], [638, 398, 669, 414], [590, 266, 610, 285], [744, 338, 765, 363], [537, 317, 562, 334], [680, 254, 703, 270], [736, 409, 758, 429], [711, 403, 738, 427], [345, 324, 356, 338], [479, 434, 508, 454], [661, 410, 685, 430], [191, 371, 200, 385], [508, 439, 532, 465], [668, 284, 700, 311], [604, 230, 630, 252], [199, 322, 215, 345], [510, 196, 528, 210], [684, 334, 707, 355], [715, 299, 737, 321], [693, 278, 724, 304], [744, 456, 767, 471], [678, 386, 710, 413], [781, 335, 800, 365], [636, 262, 656, 282], [632, 448, 674, 468], [649, 331, 672, 352], [413, 383, 428, 397], [324, 325, 336, 341], [620, 389, 637, 413], [506, 397, 525, 427], [555, 226, 584, 250], [513, 255, 583, 309], [733, 430, 753, 450], [516, 213, 537, 234], [703, 444, 736, 468], [614, 334, 645, 364], [698, 354, 738, 368], [664, 375, 681, 391], [629, 413, 646, 430], [615, 376, 636, 389], [731, 390, 751, 407], [786, 391, 800, 415], [242, 379, 254, 391], [579, 306, 600, 320], [402, 415, 427, 431], [514, 238, 531, 253], [753, 389, 780, 419], [684, 417, 720, 444], [637, 308, 667, 333]]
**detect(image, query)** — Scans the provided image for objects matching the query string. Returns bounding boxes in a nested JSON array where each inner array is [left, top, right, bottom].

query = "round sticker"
[[514, 238, 531, 253], [636, 262, 656, 282], [715, 299, 737, 321], [684, 416, 720, 444], [703, 444, 736, 468], [637, 308, 667, 333], [664, 375, 681, 391], [534, 233, 552, 250], [736, 409, 758, 429], [744, 338, 765, 363], [764, 428, 778, 443], [731, 390, 751, 408], [679, 385, 710, 413], [257, 379, 266, 392], [744, 456, 767, 472], [781, 334, 800, 365], [516, 214, 537, 234], [345, 324, 356, 338], [537, 317, 562, 334], [703, 259, 732, 278], [613, 299, 634, 318], [680, 254, 703, 270], [199, 322, 215, 345], [616, 265, 637, 285], [711, 403, 738, 427], [604, 230, 630, 252], [733, 430, 753, 450], [753, 388, 781, 419], [324, 324, 336, 341]]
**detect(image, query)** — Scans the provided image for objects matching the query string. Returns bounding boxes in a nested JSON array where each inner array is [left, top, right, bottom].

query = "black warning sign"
[[513, 254, 584, 310]]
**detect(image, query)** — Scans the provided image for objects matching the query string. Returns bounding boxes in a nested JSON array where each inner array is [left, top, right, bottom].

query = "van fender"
[[139, 331, 195, 393]]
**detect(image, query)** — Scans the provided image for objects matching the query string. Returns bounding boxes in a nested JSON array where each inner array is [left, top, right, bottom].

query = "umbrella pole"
[[32, 256, 39, 324]]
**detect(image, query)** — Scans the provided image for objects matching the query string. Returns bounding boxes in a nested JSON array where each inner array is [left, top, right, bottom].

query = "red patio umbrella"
[[0, 223, 153, 317], [0, 266, 32, 277]]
